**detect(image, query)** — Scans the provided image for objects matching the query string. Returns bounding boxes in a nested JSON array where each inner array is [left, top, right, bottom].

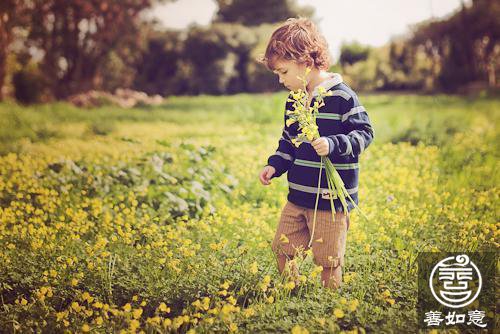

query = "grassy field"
[[0, 92, 498, 333]]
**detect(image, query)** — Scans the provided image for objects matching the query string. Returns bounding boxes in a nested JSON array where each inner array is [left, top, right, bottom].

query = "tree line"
[[1, 0, 497, 103]]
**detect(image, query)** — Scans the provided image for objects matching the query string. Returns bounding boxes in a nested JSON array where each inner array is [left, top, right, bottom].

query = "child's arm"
[[325, 94, 374, 158], [265, 99, 297, 178]]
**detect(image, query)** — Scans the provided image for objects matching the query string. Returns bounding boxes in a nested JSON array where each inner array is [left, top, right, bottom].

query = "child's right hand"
[[259, 165, 276, 185]]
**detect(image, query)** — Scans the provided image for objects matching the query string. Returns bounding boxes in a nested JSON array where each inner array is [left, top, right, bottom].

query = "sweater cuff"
[[326, 137, 335, 155], [266, 158, 284, 178]]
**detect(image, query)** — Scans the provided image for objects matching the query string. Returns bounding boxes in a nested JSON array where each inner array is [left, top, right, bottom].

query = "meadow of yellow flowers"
[[0, 93, 498, 333]]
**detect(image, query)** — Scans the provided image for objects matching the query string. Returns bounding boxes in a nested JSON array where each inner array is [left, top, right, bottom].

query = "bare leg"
[[276, 254, 299, 280], [321, 265, 342, 290]]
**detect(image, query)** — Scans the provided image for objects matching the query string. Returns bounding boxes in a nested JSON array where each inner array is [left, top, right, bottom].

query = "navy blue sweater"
[[266, 73, 374, 213]]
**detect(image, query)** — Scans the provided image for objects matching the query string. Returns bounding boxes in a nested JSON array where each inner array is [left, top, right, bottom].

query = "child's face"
[[272, 58, 309, 91]]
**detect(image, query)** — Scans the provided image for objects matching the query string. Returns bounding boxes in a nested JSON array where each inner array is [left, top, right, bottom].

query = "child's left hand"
[[311, 137, 330, 156]]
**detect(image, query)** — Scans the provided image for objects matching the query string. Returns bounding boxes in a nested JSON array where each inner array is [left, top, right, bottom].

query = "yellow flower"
[[71, 301, 81, 312], [227, 296, 237, 305], [133, 308, 143, 319], [291, 138, 302, 147], [348, 299, 359, 311], [333, 308, 344, 318], [81, 324, 91, 332], [55, 311, 66, 321], [279, 234, 289, 244], [381, 289, 391, 298], [129, 319, 140, 331], [306, 131, 314, 141], [249, 261, 258, 274], [122, 303, 132, 312], [158, 302, 170, 313], [92, 301, 103, 309], [81, 292, 94, 303], [310, 265, 323, 278], [243, 307, 255, 318], [20, 298, 28, 305], [291, 324, 309, 334], [344, 272, 356, 284]]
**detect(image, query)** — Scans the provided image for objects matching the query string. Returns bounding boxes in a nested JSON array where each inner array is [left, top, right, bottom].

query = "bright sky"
[[149, 0, 468, 60]]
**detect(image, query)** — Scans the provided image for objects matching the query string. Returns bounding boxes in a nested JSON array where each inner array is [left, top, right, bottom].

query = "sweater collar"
[[310, 73, 343, 97]]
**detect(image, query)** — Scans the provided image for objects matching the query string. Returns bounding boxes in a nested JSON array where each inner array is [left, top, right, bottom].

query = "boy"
[[258, 17, 374, 289]]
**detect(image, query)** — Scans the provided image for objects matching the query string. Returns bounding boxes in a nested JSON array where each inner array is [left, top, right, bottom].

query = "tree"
[[21, 0, 172, 99], [213, 0, 314, 26], [339, 41, 371, 67], [182, 23, 259, 94], [0, 1, 29, 101], [133, 29, 188, 95], [410, 0, 499, 91]]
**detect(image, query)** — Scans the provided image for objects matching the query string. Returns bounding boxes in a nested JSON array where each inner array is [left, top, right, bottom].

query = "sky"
[[148, 0, 468, 60]]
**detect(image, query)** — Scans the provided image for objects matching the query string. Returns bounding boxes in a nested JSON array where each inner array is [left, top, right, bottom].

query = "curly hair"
[[258, 17, 331, 71]]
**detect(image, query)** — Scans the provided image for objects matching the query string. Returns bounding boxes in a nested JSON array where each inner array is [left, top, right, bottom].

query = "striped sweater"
[[266, 73, 374, 213]]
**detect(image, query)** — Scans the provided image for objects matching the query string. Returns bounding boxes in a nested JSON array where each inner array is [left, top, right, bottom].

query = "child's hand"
[[259, 165, 276, 185], [311, 137, 330, 156]]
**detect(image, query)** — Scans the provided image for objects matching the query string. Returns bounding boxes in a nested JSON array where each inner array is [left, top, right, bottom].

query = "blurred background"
[[1, 0, 498, 105]]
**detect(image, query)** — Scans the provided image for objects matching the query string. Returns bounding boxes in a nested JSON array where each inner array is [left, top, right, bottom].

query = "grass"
[[0, 92, 498, 332]]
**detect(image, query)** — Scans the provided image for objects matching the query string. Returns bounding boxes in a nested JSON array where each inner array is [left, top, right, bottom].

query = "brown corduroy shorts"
[[271, 200, 349, 268]]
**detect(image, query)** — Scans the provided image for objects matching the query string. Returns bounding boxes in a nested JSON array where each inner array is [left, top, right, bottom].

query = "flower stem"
[[308, 158, 323, 248]]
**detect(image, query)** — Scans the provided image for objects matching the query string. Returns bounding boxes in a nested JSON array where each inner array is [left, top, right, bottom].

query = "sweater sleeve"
[[266, 96, 296, 178], [325, 94, 374, 159]]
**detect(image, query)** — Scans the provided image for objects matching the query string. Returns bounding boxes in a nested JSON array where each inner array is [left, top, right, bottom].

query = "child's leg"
[[276, 254, 289, 274], [271, 201, 310, 277], [322, 215, 350, 289], [305, 208, 349, 290], [321, 264, 342, 289], [276, 254, 298, 275]]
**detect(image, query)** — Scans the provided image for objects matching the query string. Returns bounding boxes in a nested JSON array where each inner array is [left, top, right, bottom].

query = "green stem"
[[323, 156, 338, 222], [308, 158, 323, 248]]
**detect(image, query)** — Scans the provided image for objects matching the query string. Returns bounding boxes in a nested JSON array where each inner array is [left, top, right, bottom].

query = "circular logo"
[[429, 254, 482, 308]]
